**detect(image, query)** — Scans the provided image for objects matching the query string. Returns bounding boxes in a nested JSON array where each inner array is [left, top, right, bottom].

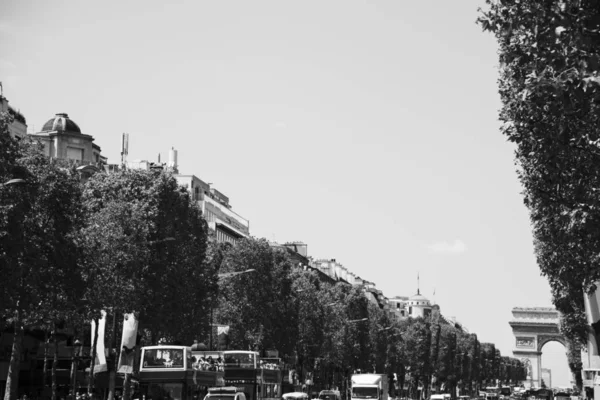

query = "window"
[[67, 147, 84, 161], [142, 348, 184, 368]]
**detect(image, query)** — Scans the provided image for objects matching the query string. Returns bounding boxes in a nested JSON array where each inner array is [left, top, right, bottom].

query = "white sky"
[[0, 0, 571, 386]]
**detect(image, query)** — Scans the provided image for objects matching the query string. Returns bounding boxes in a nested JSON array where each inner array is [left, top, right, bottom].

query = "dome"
[[409, 293, 430, 304], [41, 113, 82, 133]]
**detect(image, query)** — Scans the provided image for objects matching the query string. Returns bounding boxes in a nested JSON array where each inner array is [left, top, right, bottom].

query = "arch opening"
[[539, 340, 571, 389]]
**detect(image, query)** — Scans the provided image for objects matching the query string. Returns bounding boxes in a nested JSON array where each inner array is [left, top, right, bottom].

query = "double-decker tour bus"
[[138, 345, 225, 400], [222, 350, 282, 400]]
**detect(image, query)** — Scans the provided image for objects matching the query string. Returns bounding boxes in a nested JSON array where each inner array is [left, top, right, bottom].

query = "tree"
[[401, 318, 432, 398], [78, 169, 210, 400], [477, 0, 600, 349], [215, 238, 296, 352], [1, 116, 85, 400]]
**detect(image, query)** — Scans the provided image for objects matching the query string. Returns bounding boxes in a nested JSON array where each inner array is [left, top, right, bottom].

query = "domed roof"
[[41, 113, 81, 133], [409, 292, 430, 303]]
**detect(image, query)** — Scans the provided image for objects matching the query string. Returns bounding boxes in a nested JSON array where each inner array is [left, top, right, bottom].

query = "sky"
[[0, 0, 572, 386]]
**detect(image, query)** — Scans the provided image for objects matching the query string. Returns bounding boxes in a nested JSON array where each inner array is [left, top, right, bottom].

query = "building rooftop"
[[409, 292, 430, 302], [41, 113, 82, 133]]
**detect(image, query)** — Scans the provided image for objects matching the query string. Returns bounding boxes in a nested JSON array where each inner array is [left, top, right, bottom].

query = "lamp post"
[[347, 318, 368, 324], [210, 268, 256, 350], [0, 178, 25, 187], [71, 339, 82, 398], [455, 353, 464, 398]]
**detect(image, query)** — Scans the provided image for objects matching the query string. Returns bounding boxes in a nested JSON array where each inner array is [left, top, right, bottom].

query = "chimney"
[[168, 147, 178, 173]]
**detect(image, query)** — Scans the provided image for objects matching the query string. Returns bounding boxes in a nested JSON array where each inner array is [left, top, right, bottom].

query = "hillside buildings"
[[0, 92, 27, 139]]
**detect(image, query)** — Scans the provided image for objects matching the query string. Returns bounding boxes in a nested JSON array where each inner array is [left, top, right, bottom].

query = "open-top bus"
[[222, 350, 282, 400], [138, 345, 225, 400]]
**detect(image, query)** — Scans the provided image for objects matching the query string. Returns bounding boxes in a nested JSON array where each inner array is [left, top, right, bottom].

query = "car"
[[283, 392, 310, 400], [204, 387, 247, 400], [319, 390, 342, 400]]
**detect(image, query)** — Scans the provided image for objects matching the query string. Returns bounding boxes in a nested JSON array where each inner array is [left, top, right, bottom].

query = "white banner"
[[91, 310, 107, 374], [118, 313, 139, 374], [217, 325, 229, 335]]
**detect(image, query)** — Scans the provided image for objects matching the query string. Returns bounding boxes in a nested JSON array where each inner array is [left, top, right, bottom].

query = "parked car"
[[283, 393, 310, 400], [319, 390, 342, 400]]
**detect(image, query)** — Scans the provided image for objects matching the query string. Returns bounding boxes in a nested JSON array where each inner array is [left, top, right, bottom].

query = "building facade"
[[0, 93, 27, 139], [175, 174, 250, 243], [388, 296, 409, 319], [407, 291, 433, 318], [30, 113, 107, 167]]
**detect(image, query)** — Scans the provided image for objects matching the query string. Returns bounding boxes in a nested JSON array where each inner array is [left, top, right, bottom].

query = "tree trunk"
[[3, 314, 23, 400], [51, 334, 58, 400], [108, 311, 118, 400], [43, 332, 49, 392], [122, 373, 131, 400], [88, 317, 99, 395]]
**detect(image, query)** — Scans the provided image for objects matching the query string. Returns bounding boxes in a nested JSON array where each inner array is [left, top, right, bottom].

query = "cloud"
[[427, 239, 467, 254], [274, 121, 287, 129]]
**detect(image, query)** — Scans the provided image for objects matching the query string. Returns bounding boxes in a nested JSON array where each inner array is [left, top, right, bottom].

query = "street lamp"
[[210, 268, 256, 350], [71, 339, 83, 397], [217, 269, 256, 280], [347, 318, 368, 324], [1, 178, 25, 186]]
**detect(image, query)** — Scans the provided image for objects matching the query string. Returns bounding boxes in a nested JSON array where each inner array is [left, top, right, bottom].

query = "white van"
[[204, 387, 247, 400]]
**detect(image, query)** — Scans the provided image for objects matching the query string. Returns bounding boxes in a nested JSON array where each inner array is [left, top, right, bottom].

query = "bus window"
[[187, 350, 194, 370], [224, 352, 256, 368], [143, 348, 185, 369]]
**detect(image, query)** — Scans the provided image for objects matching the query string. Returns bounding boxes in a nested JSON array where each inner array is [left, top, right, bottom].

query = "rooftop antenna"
[[158, 153, 161, 164], [121, 132, 129, 169], [417, 272, 420, 295]]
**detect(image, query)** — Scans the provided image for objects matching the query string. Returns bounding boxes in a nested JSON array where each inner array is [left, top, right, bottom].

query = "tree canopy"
[[478, 0, 600, 351]]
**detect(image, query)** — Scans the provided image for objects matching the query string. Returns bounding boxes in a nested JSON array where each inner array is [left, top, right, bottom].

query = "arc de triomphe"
[[509, 307, 567, 388]]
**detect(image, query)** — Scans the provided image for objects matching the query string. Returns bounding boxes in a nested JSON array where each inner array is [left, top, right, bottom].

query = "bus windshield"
[[224, 352, 257, 368], [143, 348, 185, 369], [352, 387, 378, 399]]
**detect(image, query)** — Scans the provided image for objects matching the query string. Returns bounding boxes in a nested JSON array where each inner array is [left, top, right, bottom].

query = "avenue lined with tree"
[[0, 112, 525, 400]]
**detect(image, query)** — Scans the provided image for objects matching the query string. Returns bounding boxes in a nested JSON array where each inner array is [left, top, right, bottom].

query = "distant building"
[[175, 172, 250, 243], [123, 147, 250, 243], [0, 92, 27, 139], [389, 296, 409, 319], [311, 259, 358, 284], [30, 113, 107, 167], [281, 242, 310, 266], [541, 368, 552, 388], [407, 290, 432, 318]]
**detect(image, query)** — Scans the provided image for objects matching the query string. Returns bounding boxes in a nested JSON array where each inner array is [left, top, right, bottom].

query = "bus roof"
[[208, 387, 244, 393], [223, 350, 259, 355]]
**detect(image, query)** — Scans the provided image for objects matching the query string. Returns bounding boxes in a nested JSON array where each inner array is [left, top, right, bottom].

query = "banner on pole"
[[118, 313, 139, 374], [91, 310, 108, 374]]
